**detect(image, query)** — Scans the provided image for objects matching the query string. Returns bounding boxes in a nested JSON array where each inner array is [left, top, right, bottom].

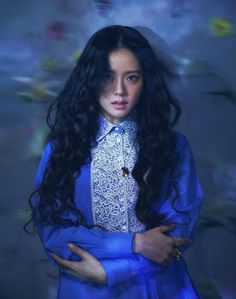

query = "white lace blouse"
[[91, 114, 146, 233]]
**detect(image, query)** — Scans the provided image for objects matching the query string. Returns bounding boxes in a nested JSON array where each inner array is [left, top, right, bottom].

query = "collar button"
[[114, 125, 123, 134]]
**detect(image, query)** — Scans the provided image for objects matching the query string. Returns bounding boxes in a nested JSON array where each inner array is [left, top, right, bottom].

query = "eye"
[[127, 74, 140, 82]]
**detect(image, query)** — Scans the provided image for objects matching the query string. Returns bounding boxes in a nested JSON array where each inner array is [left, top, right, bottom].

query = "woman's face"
[[98, 48, 143, 124]]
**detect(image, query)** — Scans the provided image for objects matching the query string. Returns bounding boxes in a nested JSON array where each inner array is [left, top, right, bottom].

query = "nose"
[[114, 78, 125, 96]]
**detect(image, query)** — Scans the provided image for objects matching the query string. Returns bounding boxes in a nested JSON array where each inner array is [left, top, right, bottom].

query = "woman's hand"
[[51, 243, 107, 284], [133, 224, 192, 265]]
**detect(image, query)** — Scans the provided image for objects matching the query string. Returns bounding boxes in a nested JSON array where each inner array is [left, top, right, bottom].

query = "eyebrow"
[[108, 70, 142, 74]]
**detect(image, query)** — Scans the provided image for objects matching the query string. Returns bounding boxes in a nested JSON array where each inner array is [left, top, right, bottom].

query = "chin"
[[114, 112, 130, 119]]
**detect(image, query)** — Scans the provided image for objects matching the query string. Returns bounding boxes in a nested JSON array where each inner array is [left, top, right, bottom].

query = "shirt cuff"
[[100, 256, 160, 286], [100, 258, 132, 286]]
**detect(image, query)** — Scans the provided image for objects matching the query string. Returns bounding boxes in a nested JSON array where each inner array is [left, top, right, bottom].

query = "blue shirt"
[[32, 118, 203, 299]]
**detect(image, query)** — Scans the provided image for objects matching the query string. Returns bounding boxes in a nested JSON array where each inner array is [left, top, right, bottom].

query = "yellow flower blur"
[[209, 17, 234, 37]]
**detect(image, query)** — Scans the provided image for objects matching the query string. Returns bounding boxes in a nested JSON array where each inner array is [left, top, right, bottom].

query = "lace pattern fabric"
[[91, 115, 146, 233]]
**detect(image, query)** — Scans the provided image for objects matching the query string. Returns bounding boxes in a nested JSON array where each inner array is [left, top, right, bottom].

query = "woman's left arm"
[[100, 133, 204, 285]]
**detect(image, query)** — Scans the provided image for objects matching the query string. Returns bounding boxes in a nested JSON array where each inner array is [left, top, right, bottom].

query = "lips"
[[112, 100, 128, 109]]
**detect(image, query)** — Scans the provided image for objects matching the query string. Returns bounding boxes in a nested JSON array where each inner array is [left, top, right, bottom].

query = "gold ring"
[[176, 250, 182, 261], [175, 237, 183, 248]]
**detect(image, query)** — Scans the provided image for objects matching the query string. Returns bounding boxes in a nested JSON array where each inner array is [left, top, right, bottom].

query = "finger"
[[51, 253, 75, 269], [62, 268, 85, 280], [171, 248, 179, 258], [172, 237, 192, 247], [165, 255, 175, 265], [163, 248, 182, 265], [170, 248, 181, 261], [67, 243, 90, 259], [175, 249, 182, 261], [158, 223, 176, 233], [162, 254, 174, 266]]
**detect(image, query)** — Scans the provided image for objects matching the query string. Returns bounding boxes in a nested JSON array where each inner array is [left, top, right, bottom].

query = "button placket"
[[120, 132, 129, 232]]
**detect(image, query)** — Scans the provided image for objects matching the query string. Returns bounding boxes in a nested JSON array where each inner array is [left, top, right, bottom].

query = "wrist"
[[133, 232, 143, 254]]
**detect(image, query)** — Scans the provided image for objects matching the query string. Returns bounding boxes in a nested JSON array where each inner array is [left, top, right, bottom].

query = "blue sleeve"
[[157, 133, 204, 248], [99, 133, 204, 286], [100, 255, 159, 286], [32, 142, 135, 263]]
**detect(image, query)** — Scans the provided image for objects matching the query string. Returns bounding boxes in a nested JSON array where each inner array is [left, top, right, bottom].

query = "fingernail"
[[68, 243, 74, 248]]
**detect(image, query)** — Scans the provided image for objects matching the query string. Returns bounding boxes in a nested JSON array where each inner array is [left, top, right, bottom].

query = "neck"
[[100, 111, 137, 125], [101, 114, 125, 125]]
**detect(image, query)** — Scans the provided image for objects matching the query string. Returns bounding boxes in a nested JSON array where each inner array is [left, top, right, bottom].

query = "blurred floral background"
[[0, 0, 236, 298]]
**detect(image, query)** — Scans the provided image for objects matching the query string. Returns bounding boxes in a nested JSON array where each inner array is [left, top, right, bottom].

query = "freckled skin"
[[98, 48, 143, 124]]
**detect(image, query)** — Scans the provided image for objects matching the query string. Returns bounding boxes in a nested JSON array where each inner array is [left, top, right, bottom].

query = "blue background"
[[0, 1, 235, 298]]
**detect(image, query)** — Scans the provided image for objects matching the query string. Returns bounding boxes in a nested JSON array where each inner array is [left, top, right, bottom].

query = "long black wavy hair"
[[29, 25, 182, 229]]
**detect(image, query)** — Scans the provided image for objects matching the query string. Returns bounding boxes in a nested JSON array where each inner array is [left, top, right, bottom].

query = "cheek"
[[101, 82, 113, 97], [98, 96, 106, 108], [98, 92, 110, 108], [132, 84, 143, 101]]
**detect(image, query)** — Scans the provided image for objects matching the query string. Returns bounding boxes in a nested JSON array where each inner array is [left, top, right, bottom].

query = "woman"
[[30, 25, 203, 299]]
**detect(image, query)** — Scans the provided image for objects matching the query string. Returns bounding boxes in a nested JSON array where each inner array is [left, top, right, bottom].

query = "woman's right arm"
[[32, 142, 136, 262]]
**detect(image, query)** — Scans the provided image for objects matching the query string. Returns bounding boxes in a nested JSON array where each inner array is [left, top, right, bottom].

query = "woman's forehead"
[[108, 48, 142, 72]]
